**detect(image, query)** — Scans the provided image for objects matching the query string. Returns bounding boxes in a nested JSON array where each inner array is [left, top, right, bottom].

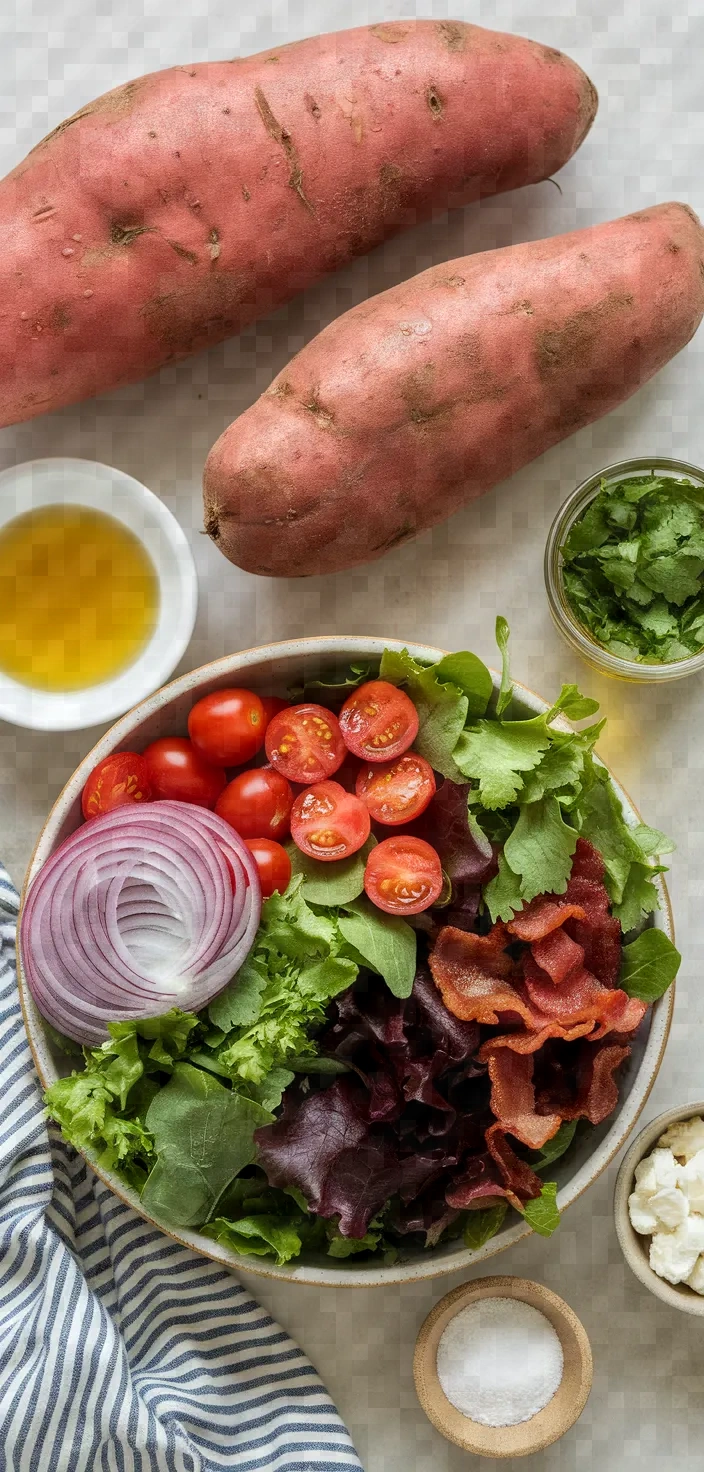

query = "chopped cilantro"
[[561, 473, 704, 662]]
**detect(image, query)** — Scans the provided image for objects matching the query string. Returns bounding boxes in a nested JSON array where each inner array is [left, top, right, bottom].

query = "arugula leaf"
[[503, 795, 578, 902], [495, 616, 513, 716], [379, 648, 470, 778], [337, 896, 417, 998], [462, 1203, 508, 1250], [433, 652, 493, 717], [528, 1120, 578, 1171], [287, 663, 370, 704], [202, 1214, 303, 1266], [141, 1063, 273, 1227], [619, 928, 681, 1001], [522, 1181, 560, 1237], [286, 836, 376, 906], [454, 716, 551, 808]]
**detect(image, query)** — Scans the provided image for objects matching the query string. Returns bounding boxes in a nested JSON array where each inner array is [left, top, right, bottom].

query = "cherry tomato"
[[356, 753, 436, 827], [265, 704, 346, 784], [215, 766, 294, 841], [364, 835, 442, 915], [188, 688, 266, 767], [339, 680, 419, 762], [244, 838, 292, 898], [260, 695, 289, 728], [290, 781, 371, 862], [142, 737, 226, 808], [82, 752, 152, 820]]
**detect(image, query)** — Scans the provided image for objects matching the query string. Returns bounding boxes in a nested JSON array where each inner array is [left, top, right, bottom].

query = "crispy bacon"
[[483, 1048, 562, 1149], [507, 897, 586, 942], [531, 926, 585, 984]]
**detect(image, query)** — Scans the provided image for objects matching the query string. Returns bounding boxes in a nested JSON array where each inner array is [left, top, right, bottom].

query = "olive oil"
[[0, 504, 159, 691]]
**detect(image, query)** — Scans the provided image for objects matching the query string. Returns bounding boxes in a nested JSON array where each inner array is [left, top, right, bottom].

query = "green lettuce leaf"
[[202, 1214, 303, 1266], [337, 896, 417, 998], [619, 928, 681, 1001], [141, 1063, 273, 1227], [528, 1120, 578, 1171], [455, 716, 552, 808], [522, 1182, 560, 1237], [462, 1203, 508, 1250], [286, 836, 376, 906]]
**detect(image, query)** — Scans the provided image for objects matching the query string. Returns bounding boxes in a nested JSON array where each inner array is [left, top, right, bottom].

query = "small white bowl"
[[0, 457, 197, 731], [614, 1102, 704, 1316]]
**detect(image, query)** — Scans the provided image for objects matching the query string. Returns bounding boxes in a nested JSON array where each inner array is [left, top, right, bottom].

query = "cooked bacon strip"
[[537, 1041, 631, 1126], [429, 925, 530, 1026], [531, 927, 585, 984], [479, 1019, 595, 1056], [486, 1123, 544, 1203], [570, 837, 606, 884], [483, 1048, 562, 1150], [507, 896, 586, 942], [523, 957, 627, 1027]]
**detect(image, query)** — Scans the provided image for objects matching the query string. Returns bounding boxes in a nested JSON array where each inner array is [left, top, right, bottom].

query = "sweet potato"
[[0, 21, 597, 427], [203, 202, 704, 577]]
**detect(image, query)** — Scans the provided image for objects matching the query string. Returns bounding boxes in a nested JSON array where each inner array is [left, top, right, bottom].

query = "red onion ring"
[[20, 800, 262, 1044]]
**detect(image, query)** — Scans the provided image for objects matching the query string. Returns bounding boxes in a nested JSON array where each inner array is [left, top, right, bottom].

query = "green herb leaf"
[[612, 862, 662, 932], [286, 835, 376, 906], [522, 1182, 560, 1237], [337, 896, 417, 998], [454, 716, 551, 808], [495, 616, 513, 716], [433, 651, 493, 717], [142, 1063, 273, 1227], [503, 795, 578, 902], [619, 928, 681, 1001], [546, 683, 600, 722], [462, 1202, 508, 1250], [484, 852, 524, 923]]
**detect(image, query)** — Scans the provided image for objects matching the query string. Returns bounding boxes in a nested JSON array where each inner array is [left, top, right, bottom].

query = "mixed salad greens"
[[42, 623, 680, 1266], [562, 471, 704, 663]]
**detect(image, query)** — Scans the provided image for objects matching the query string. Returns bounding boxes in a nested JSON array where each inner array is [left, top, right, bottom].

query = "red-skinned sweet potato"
[[0, 21, 596, 427], [203, 202, 704, 577]]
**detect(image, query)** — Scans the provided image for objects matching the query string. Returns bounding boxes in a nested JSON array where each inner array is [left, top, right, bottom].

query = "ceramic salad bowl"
[[16, 636, 676, 1287]]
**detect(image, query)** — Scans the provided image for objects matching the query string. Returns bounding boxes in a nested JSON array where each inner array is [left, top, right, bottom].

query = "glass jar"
[[544, 456, 704, 683]]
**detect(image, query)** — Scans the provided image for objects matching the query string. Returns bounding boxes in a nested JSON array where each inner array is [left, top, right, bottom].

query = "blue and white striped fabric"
[[0, 864, 363, 1472]]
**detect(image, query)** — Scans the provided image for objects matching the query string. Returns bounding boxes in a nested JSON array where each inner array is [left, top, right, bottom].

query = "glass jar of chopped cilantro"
[[545, 458, 704, 681]]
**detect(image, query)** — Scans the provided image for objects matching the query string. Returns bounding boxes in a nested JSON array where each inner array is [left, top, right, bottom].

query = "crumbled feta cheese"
[[682, 1213, 704, 1253], [628, 1192, 659, 1235], [688, 1256, 704, 1295], [679, 1150, 704, 1212], [658, 1116, 704, 1163], [650, 1148, 679, 1190], [634, 1157, 658, 1197], [649, 1225, 700, 1284], [650, 1187, 689, 1230]]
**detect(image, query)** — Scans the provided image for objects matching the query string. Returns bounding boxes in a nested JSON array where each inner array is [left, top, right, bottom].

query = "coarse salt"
[[436, 1297, 564, 1428]]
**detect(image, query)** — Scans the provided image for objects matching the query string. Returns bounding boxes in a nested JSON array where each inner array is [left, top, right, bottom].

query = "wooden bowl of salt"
[[413, 1275, 593, 1458]]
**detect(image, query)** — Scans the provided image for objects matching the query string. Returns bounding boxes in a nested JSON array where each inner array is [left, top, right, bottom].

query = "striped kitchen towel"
[[0, 864, 363, 1472]]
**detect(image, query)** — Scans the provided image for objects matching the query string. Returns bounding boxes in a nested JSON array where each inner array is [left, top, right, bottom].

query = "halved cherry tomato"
[[356, 753, 436, 827], [339, 680, 419, 762], [244, 838, 292, 898], [260, 695, 289, 728], [265, 704, 346, 784], [215, 766, 294, 841], [290, 780, 370, 862], [142, 737, 226, 809], [82, 752, 152, 820], [188, 688, 266, 767], [364, 835, 442, 914]]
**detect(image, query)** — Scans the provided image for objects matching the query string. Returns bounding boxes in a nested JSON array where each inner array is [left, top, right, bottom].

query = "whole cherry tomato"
[[339, 680, 419, 762], [290, 780, 370, 862], [244, 838, 292, 898], [82, 752, 152, 820], [188, 688, 266, 767], [260, 695, 289, 728], [142, 737, 226, 808], [364, 835, 442, 915], [215, 766, 294, 841], [355, 753, 436, 826], [265, 704, 346, 784]]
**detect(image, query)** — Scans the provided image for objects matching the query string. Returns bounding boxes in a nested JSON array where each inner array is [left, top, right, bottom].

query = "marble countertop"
[[3, 0, 704, 1465]]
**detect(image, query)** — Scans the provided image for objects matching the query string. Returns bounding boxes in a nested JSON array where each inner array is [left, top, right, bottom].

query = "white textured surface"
[[2, 0, 704, 1467]]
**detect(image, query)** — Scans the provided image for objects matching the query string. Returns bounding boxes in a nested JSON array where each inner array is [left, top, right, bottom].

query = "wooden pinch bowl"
[[413, 1275, 593, 1458]]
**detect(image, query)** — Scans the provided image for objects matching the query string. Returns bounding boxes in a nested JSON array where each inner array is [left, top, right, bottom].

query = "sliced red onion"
[[20, 800, 262, 1045]]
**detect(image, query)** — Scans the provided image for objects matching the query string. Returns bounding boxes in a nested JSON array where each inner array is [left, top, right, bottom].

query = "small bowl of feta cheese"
[[614, 1103, 704, 1314]]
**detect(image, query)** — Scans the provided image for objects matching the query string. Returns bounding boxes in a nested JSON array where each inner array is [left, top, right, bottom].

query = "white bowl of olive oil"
[[0, 458, 197, 730]]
